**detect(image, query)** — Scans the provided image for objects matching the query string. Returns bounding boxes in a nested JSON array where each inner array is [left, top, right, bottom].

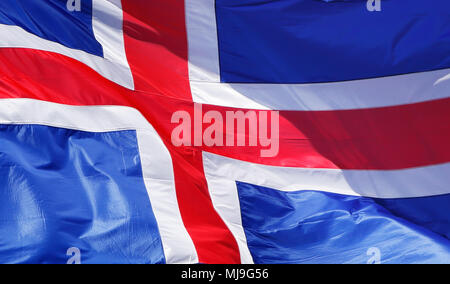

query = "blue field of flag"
[[0, 0, 103, 56], [236, 181, 450, 264], [216, 0, 450, 83], [0, 124, 165, 264]]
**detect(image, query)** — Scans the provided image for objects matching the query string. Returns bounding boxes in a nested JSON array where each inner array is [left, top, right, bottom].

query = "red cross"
[[0, 0, 447, 264], [0, 0, 240, 264]]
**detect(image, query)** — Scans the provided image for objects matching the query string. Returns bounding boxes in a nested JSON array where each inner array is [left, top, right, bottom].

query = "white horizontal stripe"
[[0, 0, 134, 89], [203, 151, 450, 263], [203, 152, 450, 199], [191, 69, 450, 110], [0, 98, 198, 264], [185, 0, 450, 110]]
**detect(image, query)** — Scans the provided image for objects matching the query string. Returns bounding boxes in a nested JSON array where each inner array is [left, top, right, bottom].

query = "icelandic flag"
[[0, 0, 448, 264]]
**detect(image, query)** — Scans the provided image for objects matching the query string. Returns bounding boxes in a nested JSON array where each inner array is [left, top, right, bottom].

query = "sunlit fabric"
[[0, 0, 448, 264], [0, 124, 165, 264], [237, 181, 450, 264], [216, 0, 450, 83]]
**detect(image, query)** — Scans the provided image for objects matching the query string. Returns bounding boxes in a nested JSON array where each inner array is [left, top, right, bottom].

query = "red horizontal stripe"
[[0, 48, 447, 172], [146, 98, 450, 170], [201, 100, 450, 169], [0, 48, 130, 106]]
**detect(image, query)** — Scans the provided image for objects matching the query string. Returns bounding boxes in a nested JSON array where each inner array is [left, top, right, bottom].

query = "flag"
[[0, 0, 448, 264]]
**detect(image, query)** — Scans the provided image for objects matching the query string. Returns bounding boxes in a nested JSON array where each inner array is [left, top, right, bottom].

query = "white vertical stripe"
[[185, 0, 221, 82], [205, 176, 255, 264], [92, 0, 134, 89]]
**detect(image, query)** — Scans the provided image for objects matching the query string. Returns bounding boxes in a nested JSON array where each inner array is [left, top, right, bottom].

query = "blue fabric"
[[0, 0, 103, 56], [236, 181, 450, 264], [0, 124, 165, 264], [216, 0, 450, 83]]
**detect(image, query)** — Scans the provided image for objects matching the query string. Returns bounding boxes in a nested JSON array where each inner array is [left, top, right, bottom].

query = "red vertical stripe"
[[122, 0, 241, 263], [122, 0, 192, 101]]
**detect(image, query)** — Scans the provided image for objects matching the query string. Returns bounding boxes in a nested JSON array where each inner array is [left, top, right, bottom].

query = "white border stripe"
[[203, 152, 450, 263], [0, 0, 134, 89], [185, 0, 450, 110], [205, 175, 255, 264], [0, 98, 198, 264], [204, 152, 450, 199], [191, 69, 450, 110], [186, 0, 220, 83], [92, 0, 133, 87]]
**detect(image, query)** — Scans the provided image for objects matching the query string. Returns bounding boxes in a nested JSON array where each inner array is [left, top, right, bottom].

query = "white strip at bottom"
[[203, 151, 450, 263], [0, 98, 198, 264]]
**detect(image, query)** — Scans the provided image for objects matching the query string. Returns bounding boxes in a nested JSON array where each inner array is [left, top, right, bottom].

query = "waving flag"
[[0, 0, 449, 264]]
